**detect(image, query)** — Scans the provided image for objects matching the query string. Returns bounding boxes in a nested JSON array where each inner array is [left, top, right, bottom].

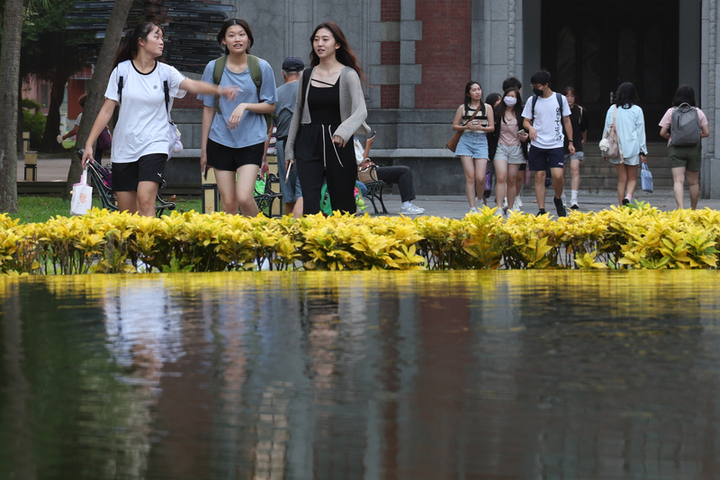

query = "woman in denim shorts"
[[452, 81, 495, 212]]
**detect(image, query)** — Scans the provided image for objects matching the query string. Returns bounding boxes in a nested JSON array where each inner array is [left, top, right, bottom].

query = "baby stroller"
[[77, 150, 176, 216]]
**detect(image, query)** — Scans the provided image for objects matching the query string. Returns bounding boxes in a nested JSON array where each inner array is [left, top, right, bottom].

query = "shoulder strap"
[[556, 92, 563, 111], [531, 94, 539, 121], [163, 80, 170, 114], [248, 54, 262, 91], [212, 56, 227, 114], [117, 61, 129, 105], [248, 54, 273, 132]]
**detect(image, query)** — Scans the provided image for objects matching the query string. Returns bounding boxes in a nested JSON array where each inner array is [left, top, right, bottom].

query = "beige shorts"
[[493, 143, 525, 164]]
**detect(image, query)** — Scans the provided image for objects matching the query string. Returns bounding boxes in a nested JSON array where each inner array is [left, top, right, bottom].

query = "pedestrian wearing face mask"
[[491, 87, 529, 216], [521, 70, 574, 217]]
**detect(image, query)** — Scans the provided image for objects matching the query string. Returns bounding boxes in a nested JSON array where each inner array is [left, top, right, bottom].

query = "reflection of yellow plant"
[[2, 205, 720, 274]]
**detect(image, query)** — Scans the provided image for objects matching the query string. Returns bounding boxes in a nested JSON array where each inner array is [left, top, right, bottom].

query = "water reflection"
[[2, 271, 720, 478]]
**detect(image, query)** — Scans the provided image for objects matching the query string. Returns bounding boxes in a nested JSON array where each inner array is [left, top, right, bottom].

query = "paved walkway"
[[19, 156, 720, 219]]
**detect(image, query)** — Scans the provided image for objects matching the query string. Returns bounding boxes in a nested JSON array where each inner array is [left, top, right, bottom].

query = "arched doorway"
[[541, 0, 679, 141]]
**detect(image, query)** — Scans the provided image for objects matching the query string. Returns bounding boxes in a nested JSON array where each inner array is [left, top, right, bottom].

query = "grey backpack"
[[670, 103, 701, 147]]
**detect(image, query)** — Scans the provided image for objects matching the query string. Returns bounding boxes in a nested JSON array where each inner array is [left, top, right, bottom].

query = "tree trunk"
[[40, 69, 71, 153], [64, 0, 134, 199], [0, 0, 24, 213]]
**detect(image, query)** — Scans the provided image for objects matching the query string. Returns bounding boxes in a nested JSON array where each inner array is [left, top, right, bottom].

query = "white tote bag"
[[71, 170, 93, 215]]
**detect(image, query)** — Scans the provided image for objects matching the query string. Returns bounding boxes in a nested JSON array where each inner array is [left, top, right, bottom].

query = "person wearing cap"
[[274, 56, 304, 217]]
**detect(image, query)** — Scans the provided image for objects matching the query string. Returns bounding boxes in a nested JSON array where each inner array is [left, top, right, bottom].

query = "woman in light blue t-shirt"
[[199, 18, 277, 216], [602, 82, 647, 206]]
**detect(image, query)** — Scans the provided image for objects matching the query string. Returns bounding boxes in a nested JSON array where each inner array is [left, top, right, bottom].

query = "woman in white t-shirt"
[[199, 18, 277, 216], [82, 22, 238, 216], [659, 85, 710, 210]]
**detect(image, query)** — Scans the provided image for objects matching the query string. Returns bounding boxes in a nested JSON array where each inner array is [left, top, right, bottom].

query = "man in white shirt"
[[522, 70, 574, 217]]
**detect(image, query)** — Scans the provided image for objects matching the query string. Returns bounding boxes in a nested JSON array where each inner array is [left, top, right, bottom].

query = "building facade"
[[173, 0, 720, 196]]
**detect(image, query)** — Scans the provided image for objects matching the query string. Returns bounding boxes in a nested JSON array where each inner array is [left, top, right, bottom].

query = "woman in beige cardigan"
[[285, 22, 370, 215]]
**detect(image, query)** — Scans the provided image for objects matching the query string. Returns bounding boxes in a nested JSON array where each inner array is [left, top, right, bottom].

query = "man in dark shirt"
[[274, 57, 304, 217]]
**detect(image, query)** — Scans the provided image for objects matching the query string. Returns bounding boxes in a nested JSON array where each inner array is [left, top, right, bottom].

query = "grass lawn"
[[8, 196, 202, 223]]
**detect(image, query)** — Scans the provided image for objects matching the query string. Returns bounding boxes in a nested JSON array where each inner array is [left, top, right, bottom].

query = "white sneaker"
[[516, 196, 523, 207], [469, 206, 479, 215], [512, 197, 521, 210], [502, 197, 508, 209], [400, 204, 424, 215], [561, 192, 568, 207], [494, 206, 505, 218]]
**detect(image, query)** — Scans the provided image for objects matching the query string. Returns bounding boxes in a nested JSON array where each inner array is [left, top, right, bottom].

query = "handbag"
[[70, 169, 93, 215], [358, 162, 379, 183], [446, 104, 483, 152], [599, 105, 623, 162], [168, 122, 183, 158], [641, 163, 653, 193], [97, 127, 112, 150]]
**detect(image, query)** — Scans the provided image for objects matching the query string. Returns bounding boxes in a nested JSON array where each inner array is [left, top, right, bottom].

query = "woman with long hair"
[[452, 81, 495, 213], [659, 85, 710, 209], [198, 18, 277, 216], [602, 82, 647, 205], [492, 87, 528, 216], [284, 22, 370, 215], [82, 22, 238, 216]]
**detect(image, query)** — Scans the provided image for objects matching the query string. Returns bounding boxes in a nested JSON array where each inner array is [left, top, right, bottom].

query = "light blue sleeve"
[[198, 60, 217, 108], [602, 106, 613, 137], [258, 60, 278, 105], [635, 106, 647, 154]]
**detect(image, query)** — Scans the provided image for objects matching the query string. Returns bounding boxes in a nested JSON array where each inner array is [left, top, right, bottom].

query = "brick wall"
[[380, 0, 402, 109], [174, 94, 204, 109], [414, 0, 472, 109], [381, 0, 401, 22]]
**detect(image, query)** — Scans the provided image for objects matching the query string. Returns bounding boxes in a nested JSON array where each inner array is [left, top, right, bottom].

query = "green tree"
[[20, 0, 94, 152], [64, 0, 134, 199]]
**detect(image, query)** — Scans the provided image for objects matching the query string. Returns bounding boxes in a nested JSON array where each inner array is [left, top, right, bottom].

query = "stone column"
[[472, 0, 524, 95], [702, 0, 720, 197]]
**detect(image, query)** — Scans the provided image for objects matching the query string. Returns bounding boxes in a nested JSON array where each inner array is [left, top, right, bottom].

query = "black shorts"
[[207, 139, 264, 171], [113, 153, 168, 192], [528, 146, 564, 171]]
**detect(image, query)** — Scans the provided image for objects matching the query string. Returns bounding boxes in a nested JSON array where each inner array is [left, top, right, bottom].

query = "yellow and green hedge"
[[0, 201, 718, 274]]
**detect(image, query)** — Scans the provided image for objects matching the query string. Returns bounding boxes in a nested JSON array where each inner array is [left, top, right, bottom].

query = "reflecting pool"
[[2, 271, 720, 479]]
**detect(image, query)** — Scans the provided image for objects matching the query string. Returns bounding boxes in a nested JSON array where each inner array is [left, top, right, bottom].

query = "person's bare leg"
[[215, 170, 239, 214], [625, 165, 638, 200], [535, 170, 546, 210], [506, 163, 520, 210], [137, 181, 160, 217], [551, 167, 564, 199], [671, 166, 686, 209], [494, 159, 508, 210], [571, 159, 581, 192], [284, 201, 296, 216], [686, 170, 700, 209], [116, 191, 138, 214], [236, 164, 260, 217], [614, 164, 627, 205], [475, 158, 488, 207], [460, 156, 477, 208], [292, 197, 304, 218]]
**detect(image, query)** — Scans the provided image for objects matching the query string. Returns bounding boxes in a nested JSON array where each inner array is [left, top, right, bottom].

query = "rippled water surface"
[[2, 271, 720, 479]]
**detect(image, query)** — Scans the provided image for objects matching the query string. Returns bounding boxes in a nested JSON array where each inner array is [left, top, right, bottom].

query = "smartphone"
[[202, 164, 208, 180], [517, 129, 527, 135]]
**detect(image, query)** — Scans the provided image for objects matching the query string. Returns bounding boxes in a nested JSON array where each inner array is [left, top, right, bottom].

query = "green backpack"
[[213, 54, 273, 132]]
